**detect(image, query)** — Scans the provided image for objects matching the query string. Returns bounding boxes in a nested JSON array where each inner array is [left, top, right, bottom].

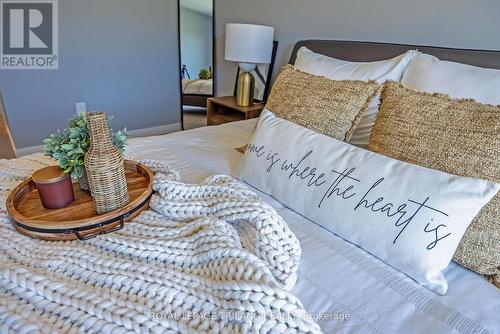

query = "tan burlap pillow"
[[265, 65, 379, 141], [369, 81, 500, 286]]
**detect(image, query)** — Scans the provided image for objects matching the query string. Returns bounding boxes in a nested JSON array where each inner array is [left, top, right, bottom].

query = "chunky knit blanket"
[[0, 154, 321, 334]]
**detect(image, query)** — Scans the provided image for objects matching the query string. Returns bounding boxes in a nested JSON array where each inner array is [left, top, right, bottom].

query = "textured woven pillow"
[[294, 46, 416, 148], [265, 65, 379, 141], [369, 81, 500, 286]]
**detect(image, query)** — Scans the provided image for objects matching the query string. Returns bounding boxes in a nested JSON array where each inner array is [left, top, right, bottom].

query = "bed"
[[2, 40, 499, 333], [126, 40, 500, 333], [125, 117, 499, 334], [181, 79, 213, 107]]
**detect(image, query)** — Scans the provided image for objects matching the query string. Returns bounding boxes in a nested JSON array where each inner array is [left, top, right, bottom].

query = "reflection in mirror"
[[179, 0, 214, 130]]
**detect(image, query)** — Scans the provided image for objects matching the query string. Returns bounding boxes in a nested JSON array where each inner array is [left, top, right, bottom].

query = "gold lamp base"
[[237, 71, 255, 106]]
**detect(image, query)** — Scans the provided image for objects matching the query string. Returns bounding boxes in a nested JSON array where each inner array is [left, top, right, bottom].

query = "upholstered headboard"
[[289, 40, 500, 69]]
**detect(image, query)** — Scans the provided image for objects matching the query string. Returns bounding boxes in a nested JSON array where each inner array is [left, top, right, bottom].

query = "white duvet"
[[182, 79, 213, 95], [126, 119, 500, 334]]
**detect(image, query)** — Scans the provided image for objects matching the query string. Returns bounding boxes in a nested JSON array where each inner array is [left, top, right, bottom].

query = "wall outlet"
[[75, 102, 87, 115]]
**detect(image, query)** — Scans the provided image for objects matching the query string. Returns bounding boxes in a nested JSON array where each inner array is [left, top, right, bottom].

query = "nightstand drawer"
[[208, 113, 245, 125], [207, 96, 265, 126]]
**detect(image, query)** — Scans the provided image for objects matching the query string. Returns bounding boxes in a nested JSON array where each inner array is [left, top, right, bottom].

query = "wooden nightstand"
[[207, 96, 265, 126]]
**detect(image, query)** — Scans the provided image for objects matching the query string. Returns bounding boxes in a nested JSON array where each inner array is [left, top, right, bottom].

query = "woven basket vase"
[[84, 112, 129, 214]]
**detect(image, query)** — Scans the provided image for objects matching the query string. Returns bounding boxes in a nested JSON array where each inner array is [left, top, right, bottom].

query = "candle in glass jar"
[[32, 166, 75, 209]]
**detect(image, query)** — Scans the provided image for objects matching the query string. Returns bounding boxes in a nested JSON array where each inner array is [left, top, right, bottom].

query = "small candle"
[[32, 166, 75, 209]]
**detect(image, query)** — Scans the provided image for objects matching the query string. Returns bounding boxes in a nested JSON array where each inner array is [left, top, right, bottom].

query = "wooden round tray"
[[6, 160, 154, 241]]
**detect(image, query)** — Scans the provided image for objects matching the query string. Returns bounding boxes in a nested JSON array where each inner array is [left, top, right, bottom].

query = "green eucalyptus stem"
[[43, 112, 128, 180]]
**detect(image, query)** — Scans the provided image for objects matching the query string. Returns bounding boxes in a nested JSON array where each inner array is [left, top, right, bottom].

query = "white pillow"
[[294, 47, 416, 148], [401, 51, 500, 104], [238, 110, 499, 295]]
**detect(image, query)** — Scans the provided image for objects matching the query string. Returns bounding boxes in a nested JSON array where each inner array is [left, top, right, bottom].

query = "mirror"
[[178, 0, 214, 130]]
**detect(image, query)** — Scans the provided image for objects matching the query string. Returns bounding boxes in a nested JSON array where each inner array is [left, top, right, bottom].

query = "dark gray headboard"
[[289, 40, 500, 69]]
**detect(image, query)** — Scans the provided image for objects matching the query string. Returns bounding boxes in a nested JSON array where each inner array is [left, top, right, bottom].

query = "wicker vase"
[[84, 112, 129, 214], [78, 170, 90, 191]]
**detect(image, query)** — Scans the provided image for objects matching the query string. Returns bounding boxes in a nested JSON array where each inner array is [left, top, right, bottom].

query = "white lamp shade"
[[225, 23, 275, 64]]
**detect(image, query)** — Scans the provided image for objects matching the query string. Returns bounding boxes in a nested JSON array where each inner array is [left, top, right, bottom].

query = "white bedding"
[[126, 120, 500, 334], [181, 79, 213, 95]]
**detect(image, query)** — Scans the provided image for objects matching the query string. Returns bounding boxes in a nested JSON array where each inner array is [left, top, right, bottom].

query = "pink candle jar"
[[32, 166, 75, 209]]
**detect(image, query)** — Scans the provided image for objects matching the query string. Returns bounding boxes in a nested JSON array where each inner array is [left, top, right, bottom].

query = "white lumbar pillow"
[[238, 110, 499, 295], [294, 46, 416, 148], [401, 51, 500, 104]]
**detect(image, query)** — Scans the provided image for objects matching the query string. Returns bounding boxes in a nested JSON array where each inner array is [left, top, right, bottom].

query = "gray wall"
[[180, 6, 213, 79], [0, 0, 180, 149], [4, 0, 499, 149], [215, 0, 500, 96]]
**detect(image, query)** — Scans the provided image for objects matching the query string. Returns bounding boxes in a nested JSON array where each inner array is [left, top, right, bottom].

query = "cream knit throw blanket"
[[0, 154, 321, 334]]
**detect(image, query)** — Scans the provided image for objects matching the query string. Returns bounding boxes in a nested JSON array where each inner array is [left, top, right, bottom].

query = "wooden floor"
[[183, 107, 207, 130]]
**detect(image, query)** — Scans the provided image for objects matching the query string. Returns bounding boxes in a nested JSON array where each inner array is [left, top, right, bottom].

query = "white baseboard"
[[15, 145, 44, 157], [127, 122, 181, 138], [15, 122, 182, 157]]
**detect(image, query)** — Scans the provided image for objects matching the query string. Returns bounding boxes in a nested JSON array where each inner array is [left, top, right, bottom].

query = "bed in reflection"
[[181, 78, 213, 107]]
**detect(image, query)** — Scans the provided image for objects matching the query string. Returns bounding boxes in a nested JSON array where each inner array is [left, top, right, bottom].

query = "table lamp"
[[225, 23, 275, 106]]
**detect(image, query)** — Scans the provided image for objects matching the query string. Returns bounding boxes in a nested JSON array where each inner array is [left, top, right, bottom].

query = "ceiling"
[[180, 0, 213, 16]]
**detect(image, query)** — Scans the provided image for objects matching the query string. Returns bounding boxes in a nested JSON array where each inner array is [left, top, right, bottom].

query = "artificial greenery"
[[199, 67, 212, 80], [43, 112, 128, 179]]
